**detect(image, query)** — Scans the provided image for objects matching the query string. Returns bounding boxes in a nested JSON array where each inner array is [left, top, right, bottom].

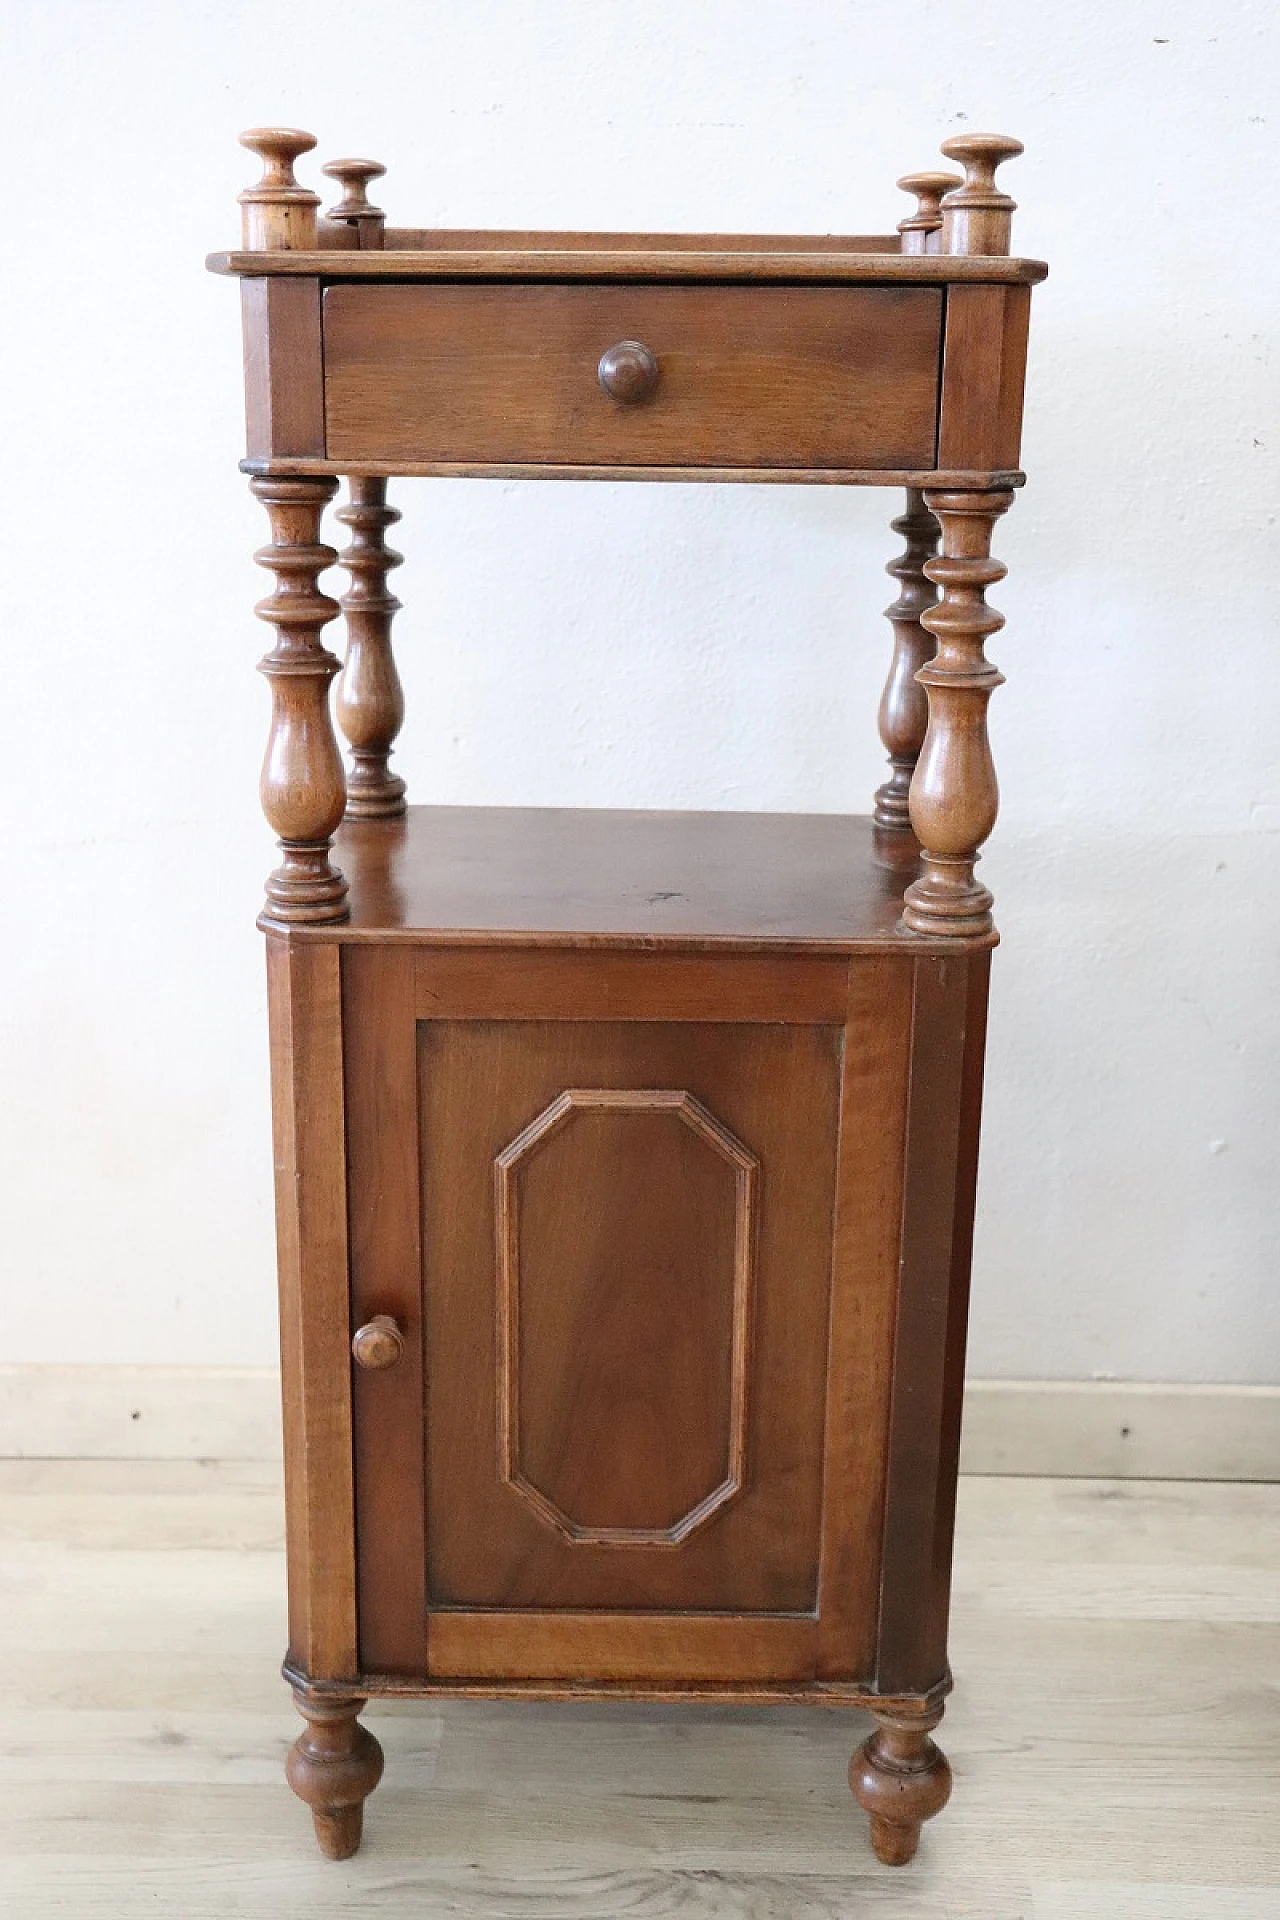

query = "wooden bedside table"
[[208, 127, 1045, 1868]]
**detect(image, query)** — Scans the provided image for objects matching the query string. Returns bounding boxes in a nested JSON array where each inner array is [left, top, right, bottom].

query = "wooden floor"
[[0, 1464, 1276, 1917]]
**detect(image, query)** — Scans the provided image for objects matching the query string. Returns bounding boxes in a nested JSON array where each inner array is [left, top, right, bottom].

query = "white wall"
[[2, 1, 1276, 1380]]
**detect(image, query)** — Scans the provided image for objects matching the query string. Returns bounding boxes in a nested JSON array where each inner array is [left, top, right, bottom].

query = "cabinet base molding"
[[282, 1657, 952, 1716]]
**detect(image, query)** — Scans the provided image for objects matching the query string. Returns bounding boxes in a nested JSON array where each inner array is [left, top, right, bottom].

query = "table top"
[[308, 804, 949, 952], [208, 231, 1048, 285]]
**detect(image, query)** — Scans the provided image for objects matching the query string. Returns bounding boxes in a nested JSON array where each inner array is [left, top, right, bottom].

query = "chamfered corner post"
[[901, 489, 1013, 940], [873, 489, 941, 831], [334, 478, 408, 818], [286, 1680, 384, 1860], [938, 134, 1023, 256], [251, 474, 350, 927]]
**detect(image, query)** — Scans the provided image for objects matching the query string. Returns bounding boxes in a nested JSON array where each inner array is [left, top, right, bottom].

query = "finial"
[[938, 134, 1023, 255], [237, 128, 321, 250], [322, 158, 386, 221], [896, 172, 962, 255], [322, 158, 387, 249]]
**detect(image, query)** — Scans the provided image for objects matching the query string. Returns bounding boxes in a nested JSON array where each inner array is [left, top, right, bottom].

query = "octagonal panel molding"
[[494, 1088, 758, 1547]]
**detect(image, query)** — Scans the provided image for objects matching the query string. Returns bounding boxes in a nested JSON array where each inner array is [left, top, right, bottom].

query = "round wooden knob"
[[322, 158, 386, 222], [598, 341, 660, 404], [896, 170, 963, 248], [351, 1315, 404, 1370], [237, 128, 320, 251], [937, 134, 1024, 254], [239, 127, 318, 186]]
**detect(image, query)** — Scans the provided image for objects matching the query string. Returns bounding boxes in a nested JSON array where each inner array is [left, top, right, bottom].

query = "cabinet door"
[[344, 948, 910, 1687]]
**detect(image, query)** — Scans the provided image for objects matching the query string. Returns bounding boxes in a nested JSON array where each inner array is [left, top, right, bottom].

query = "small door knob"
[[598, 340, 660, 404], [351, 1314, 404, 1370]]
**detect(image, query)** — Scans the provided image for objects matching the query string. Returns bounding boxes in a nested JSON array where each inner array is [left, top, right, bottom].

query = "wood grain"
[[937, 285, 1031, 471], [209, 247, 1049, 283], [240, 278, 324, 459], [322, 284, 942, 470], [875, 952, 990, 1696], [242, 458, 1027, 488], [323, 807, 944, 953], [815, 957, 914, 1680], [385, 228, 904, 254], [264, 938, 356, 1681], [495, 1089, 756, 1546], [428, 1613, 817, 1684], [418, 1015, 842, 1626], [340, 946, 424, 1675], [413, 948, 851, 1020]]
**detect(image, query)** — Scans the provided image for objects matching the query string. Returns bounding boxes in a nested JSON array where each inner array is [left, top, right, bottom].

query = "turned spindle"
[[850, 1703, 953, 1865], [285, 1683, 384, 1860], [334, 478, 407, 818], [874, 490, 941, 829], [238, 128, 321, 251], [938, 134, 1023, 256], [896, 172, 962, 255], [901, 489, 1012, 941], [322, 158, 387, 249], [251, 475, 349, 927]]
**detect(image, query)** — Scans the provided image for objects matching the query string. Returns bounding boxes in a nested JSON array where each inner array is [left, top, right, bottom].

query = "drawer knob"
[[351, 1315, 405, 1370], [598, 340, 660, 404]]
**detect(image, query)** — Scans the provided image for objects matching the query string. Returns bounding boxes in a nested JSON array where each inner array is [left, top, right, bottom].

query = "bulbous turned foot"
[[285, 1684, 384, 1859], [849, 1704, 952, 1866]]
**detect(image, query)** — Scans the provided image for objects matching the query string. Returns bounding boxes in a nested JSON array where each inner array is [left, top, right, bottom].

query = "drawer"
[[322, 283, 942, 470]]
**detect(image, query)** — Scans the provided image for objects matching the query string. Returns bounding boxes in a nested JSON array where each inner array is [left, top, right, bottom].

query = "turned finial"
[[322, 157, 387, 249], [938, 133, 1023, 255], [896, 172, 962, 255], [323, 158, 386, 221], [238, 127, 321, 250]]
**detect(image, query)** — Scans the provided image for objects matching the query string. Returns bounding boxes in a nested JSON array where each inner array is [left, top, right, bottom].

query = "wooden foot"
[[849, 1704, 952, 1866], [285, 1684, 383, 1860]]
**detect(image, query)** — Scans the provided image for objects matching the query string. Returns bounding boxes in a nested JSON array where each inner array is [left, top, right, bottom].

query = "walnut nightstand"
[[209, 126, 1045, 1868]]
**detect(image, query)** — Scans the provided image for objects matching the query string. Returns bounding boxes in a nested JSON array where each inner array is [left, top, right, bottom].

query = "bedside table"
[[208, 126, 1045, 1868]]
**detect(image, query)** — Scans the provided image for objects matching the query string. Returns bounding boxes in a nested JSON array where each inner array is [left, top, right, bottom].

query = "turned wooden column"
[[873, 490, 940, 830], [251, 474, 349, 926], [850, 1701, 952, 1865], [334, 477, 407, 818], [285, 1682, 384, 1860], [902, 489, 1012, 940]]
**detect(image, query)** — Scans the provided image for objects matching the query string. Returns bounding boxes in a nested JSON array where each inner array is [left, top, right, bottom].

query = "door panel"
[[419, 1019, 841, 1620]]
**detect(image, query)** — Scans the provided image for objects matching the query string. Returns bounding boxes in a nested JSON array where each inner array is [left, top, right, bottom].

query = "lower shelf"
[[321, 803, 926, 948]]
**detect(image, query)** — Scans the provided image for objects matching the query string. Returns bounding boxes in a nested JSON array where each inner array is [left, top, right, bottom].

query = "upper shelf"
[[207, 244, 1048, 285]]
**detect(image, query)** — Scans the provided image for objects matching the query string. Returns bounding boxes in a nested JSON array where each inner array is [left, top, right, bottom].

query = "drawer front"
[[322, 283, 942, 469]]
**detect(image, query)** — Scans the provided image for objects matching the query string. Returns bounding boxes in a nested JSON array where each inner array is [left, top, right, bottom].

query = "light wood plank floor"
[[0, 1463, 1276, 1917]]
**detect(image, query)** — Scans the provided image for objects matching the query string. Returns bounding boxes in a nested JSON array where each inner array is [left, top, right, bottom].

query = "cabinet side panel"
[[875, 950, 991, 1695], [242, 277, 325, 460], [815, 955, 914, 1680], [343, 946, 427, 1675], [266, 937, 357, 1679], [936, 285, 1030, 472]]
